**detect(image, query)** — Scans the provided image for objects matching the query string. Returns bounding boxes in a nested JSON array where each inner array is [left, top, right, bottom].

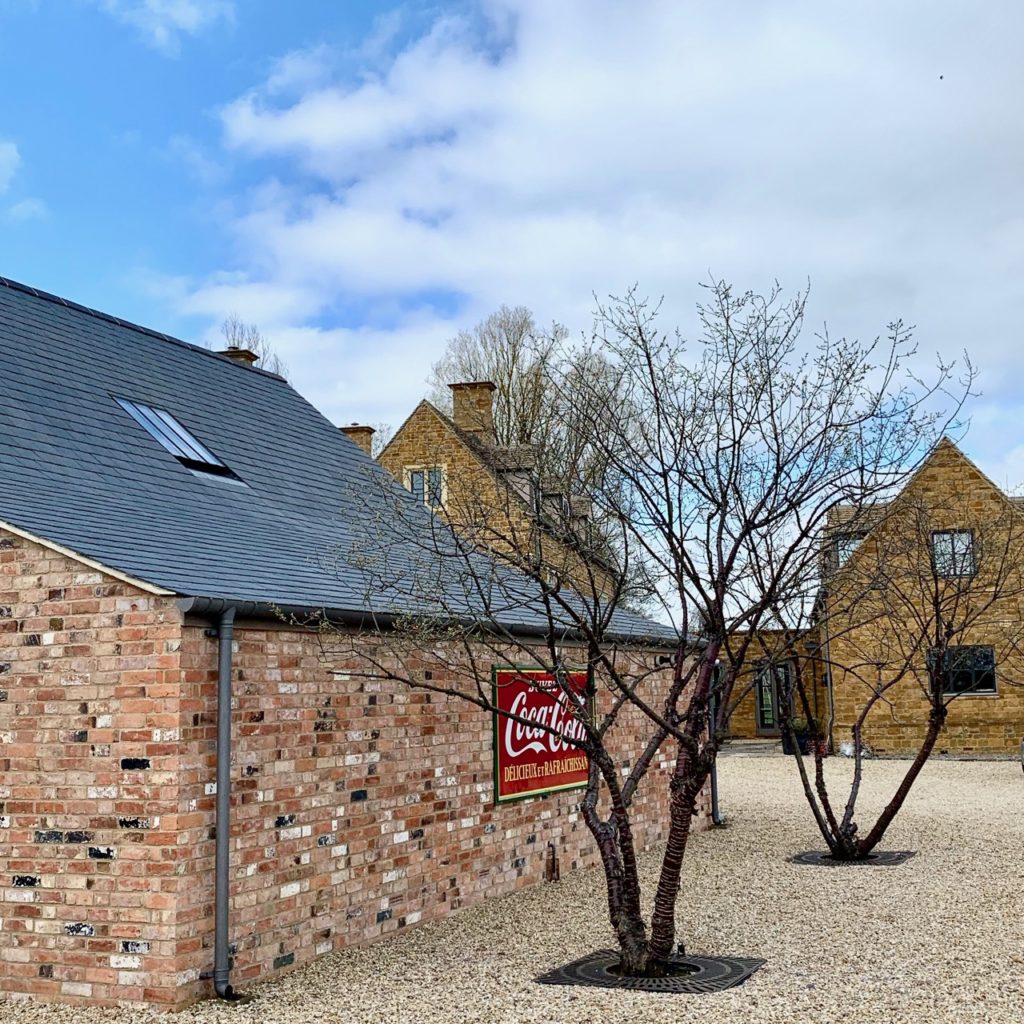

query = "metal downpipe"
[[709, 688, 724, 826], [214, 606, 237, 1000]]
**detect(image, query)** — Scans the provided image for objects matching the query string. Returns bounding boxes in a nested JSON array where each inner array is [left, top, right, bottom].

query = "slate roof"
[[0, 276, 674, 642]]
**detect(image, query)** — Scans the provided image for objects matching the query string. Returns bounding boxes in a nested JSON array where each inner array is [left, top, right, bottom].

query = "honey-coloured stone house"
[[728, 440, 1024, 756], [0, 276, 693, 1010], [350, 382, 618, 599]]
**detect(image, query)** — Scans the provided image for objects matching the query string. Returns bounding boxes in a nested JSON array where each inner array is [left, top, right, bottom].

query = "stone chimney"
[[449, 381, 496, 441], [216, 347, 260, 367], [340, 424, 375, 456]]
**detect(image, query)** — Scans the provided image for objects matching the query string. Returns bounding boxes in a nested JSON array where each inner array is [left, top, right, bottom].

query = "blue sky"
[[3, 1, 1024, 486], [0, 1, 433, 317]]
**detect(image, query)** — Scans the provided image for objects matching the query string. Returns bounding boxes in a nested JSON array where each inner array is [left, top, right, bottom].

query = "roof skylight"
[[115, 397, 238, 478]]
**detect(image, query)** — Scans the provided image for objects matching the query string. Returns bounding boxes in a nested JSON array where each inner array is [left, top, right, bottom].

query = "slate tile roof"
[[0, 276, 674, 642]]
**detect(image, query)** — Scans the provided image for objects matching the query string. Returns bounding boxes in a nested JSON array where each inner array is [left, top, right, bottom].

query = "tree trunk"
[[615, 917, 652, 975], [646, 652, 719, 967], [579, 759, 652, 974], [854, 706, 946, 856], [647, 764, 703, 965]]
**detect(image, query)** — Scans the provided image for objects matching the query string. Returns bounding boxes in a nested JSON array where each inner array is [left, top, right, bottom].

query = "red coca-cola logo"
[[492, 667, 590, 803]]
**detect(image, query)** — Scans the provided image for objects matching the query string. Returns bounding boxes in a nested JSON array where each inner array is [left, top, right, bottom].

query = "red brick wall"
[[0, 529, 184, 1007], [172, 621, 704, 1007], [1, 528, 705, 1011]]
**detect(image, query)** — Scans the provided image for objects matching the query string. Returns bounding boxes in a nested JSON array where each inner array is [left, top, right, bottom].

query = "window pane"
[[427, 468, 443, 507], [756, 670, 775, 727], [935, 645, 996, 694], [409, 470, 425, 502], [115, 397, 237, 480], [117, 399, 192, 459], [834, 533, 863, 567], [151, 408, 223, 466], [932, 530, 975, 577]]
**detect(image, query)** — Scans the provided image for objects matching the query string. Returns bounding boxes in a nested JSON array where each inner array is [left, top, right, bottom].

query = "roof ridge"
[[0, 273, 286, 381]]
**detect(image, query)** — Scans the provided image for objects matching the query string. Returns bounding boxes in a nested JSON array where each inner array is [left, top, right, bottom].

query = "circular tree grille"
[[789, 849, 916, 867], [535, 950, 765, 994]]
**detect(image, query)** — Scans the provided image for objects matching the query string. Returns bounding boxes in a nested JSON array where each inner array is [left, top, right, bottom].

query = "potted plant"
[[782, 716, 815, 756]]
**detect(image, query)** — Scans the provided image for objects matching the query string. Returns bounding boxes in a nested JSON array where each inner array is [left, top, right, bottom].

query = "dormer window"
[[833, 532, 865, 568], [406, 465, 444, 510], [115, 397, 239, 480]]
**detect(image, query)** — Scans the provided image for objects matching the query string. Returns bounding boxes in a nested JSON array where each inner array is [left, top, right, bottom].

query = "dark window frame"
[[832, 531, 866, 569], [114, 397, 239, 480], [754, 660, 792, 732], [930, 529, 977, 578], [928, 644, 997, 696]]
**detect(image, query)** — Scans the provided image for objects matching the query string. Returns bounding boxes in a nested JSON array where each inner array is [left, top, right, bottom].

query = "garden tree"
[[776, 456, 1024, 860], [218, 313, 288, 378], [427, 305, 612, 491], [330, 280, 965, 976], [428, 304, 653, 609], [365, 421, 393, 458]]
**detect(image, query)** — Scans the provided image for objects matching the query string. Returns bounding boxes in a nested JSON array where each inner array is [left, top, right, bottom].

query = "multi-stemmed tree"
[[329, 280, 964, 974], [777, 448, 1024, 860]]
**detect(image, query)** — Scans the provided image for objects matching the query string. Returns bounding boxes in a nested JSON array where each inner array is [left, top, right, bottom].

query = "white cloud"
[[264, 44, 336, 97], [93, 0, 234, 55], [6, 197, 49, 222], [0, 140, 20, 193], [165, 0, 1024, 478], [167, 134, 225, 186]]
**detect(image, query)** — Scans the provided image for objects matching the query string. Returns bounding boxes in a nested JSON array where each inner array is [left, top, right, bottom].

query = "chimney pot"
[[340, 424, 376, 456], [216, 346, 260, 367], [449, 381, 496, 441]]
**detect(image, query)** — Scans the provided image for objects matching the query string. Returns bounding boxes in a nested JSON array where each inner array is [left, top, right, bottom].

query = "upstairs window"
[[929, 645, 996, 696], [115, 397, 238, 479], [931, 529, 976, 578], [833, 532, 865, 568], [406, 465, 444, 510]]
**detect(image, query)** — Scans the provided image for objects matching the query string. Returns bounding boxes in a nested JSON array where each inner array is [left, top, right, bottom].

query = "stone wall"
[[826, 443, 1024, 755]]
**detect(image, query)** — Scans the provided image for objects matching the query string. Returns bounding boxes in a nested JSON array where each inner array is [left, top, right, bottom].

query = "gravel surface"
[[5, 756, 1022, 1023]]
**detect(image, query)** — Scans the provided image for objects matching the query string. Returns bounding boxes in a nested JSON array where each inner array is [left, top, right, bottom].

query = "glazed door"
[[755, 664, 790, 736]]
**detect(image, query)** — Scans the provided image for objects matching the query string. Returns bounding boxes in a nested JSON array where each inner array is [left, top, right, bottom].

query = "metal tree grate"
[[535, 950, 765, 993], [789, 849, 916, 867]]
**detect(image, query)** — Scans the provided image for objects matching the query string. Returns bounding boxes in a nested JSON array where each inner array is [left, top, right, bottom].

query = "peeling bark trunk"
[[579, 757, 652, 973], [647, 772, 702, 965]]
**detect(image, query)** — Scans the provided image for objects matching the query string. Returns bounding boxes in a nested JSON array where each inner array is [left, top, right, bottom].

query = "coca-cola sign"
[[492, 666, 590, 803]]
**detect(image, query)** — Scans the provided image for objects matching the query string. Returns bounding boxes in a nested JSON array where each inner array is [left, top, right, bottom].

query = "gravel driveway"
[[5, 756, 1022, 1023]]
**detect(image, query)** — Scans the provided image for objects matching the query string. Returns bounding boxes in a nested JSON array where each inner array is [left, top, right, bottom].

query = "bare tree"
[[428, 305, 617, 491], [219, 314, 288, 378], [779, 463, 1024, 860], [428, 306, 650, 608], [325, 279, 963, 975], [428, 305, 563, 448], [325, 478, 679, 976], [369, 422, 393, 458]]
